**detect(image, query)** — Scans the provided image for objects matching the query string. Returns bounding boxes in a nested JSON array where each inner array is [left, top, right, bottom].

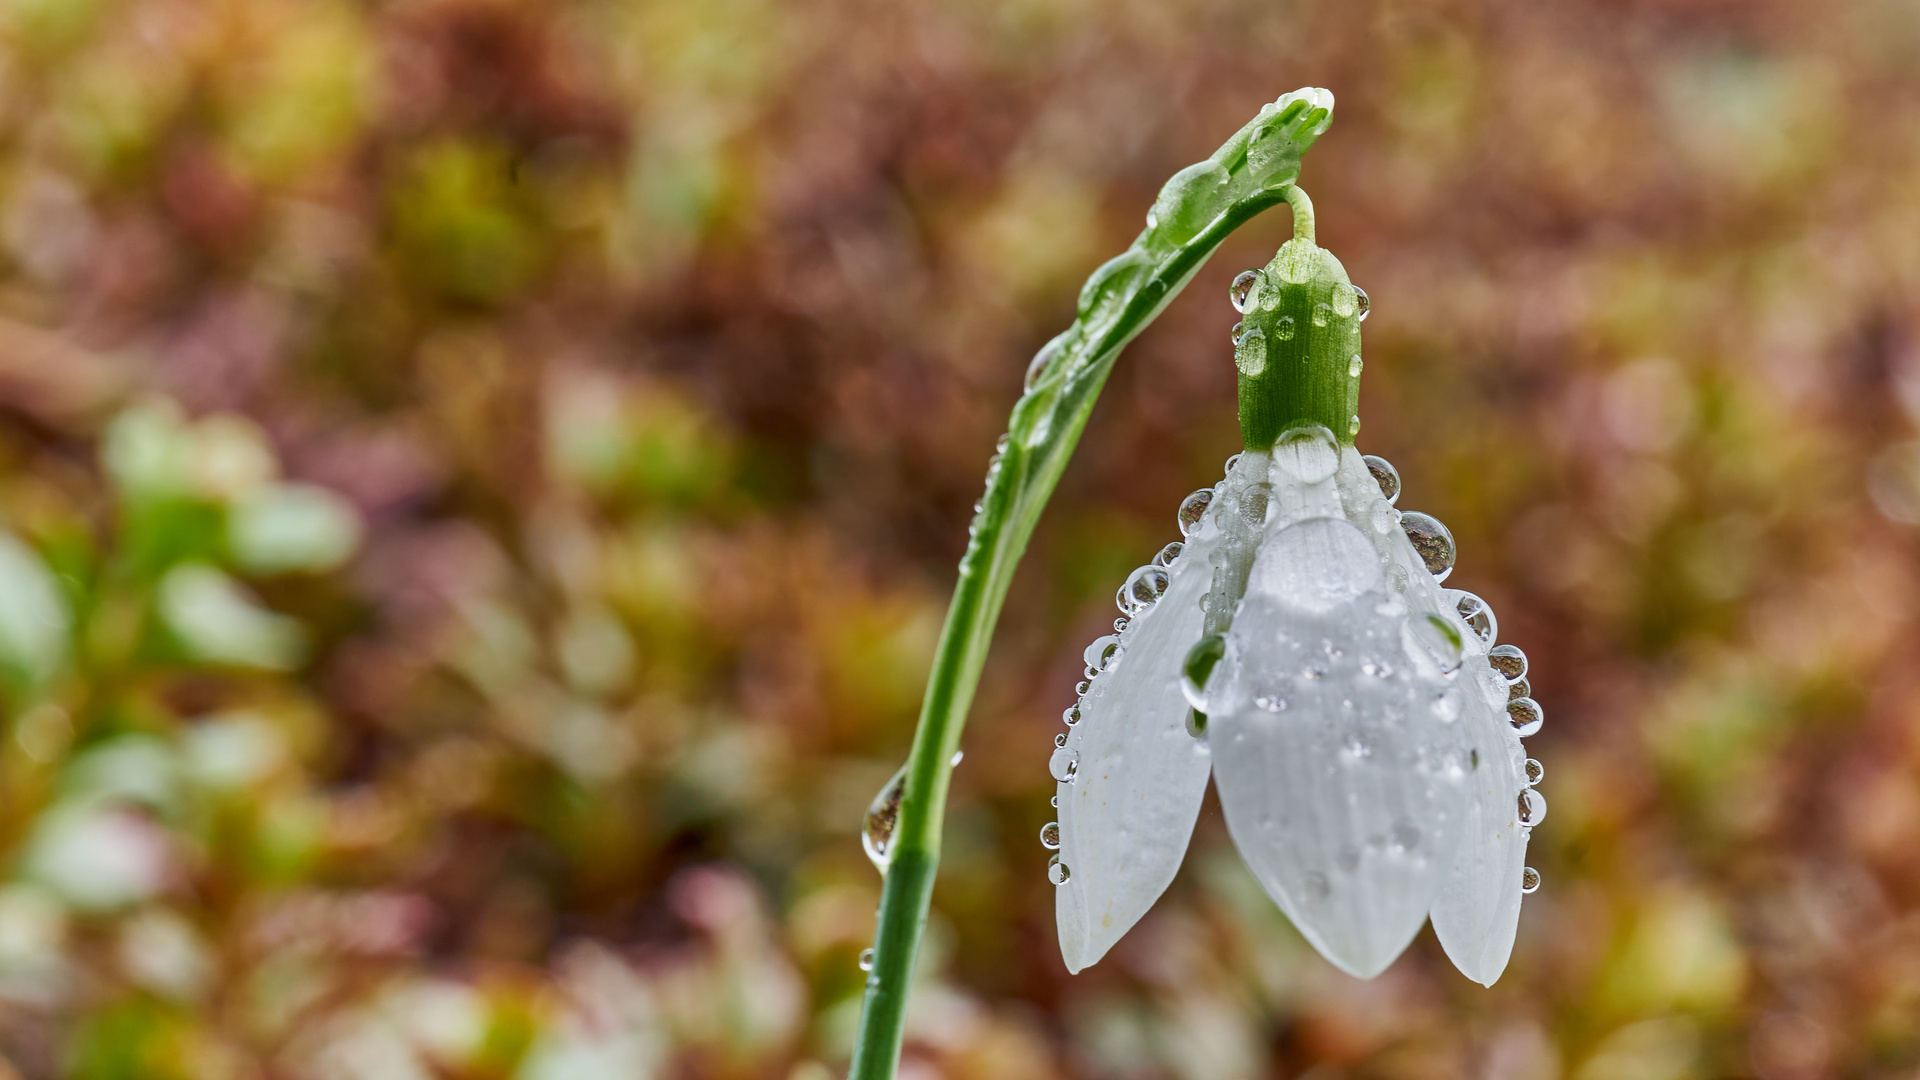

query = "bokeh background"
[[1, 0, 1919, 1077]]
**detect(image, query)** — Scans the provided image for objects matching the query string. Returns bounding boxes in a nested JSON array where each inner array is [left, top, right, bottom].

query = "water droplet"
[[951, 750, 964, 766], [1400, 512, 1456, 579], [1406, 613, 1464, 674], [1235, 325, 1267, 376], [1125, 564, 1170, 610], [1386, 562, 1410, 592], [1361, 658, 1394, 679], [1039, 821, 1061, 850], [1524, 758, 1544, 785], [1331, 285, 1357, 318], [1053, 732, 1067, 748], [1254, 694, 1286, 712], [1238, 483, 1270, 526], [1084, 634, 1122, 671], [1177, 489, 1214, 536], [1229, 320, 1247, 346], [1348, 354, 1363, 377], [1154, 541, 1184, 567], [1363, 455, 1400, 503], [1521, 866, 1541, 894], [1272, 315, 1296, 341], [1223, 452, 1242, 476], [995, 434, 1010, 454], [1449, 591, 1497, 645], [859, 948, 875, 971], [1230, 269, 1265, 313], [1487, 644, 1527, 681], [1431, 687, 1463, 723], [1049, 747, 1080, 783], [1312, 301, 1332, 327], [1348, 415, 1361, 437], [1507, 697, 1544, 737], [863, 765, 907, 873], [1352, 285, 1370, 322], [1509, 676, 1530, 701], [1025, 335, 1068, 391], [1517, 788, 1547, 828], [1179, 633, 1225, 712], [1050, 794, 1058, 807], [1272, 425, 1339, 484], [1370, 503, 1398, 534], [1074, 679, 1092, 696], [1047, 856, 1071, 884], [1062, 705, 1081, 726]]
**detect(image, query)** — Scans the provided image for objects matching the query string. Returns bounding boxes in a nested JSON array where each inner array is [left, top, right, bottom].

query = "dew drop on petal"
[[1510, 676, 1531, 701], [1054, 732, 1068, 748], [1507, 697, 1544, 737], [1177, 489, 1214, 536], [1518, 788, 1547, 828], [1370, 503, 1398, 534], [1273, 425, 1339, 484], [1047, 856, 1071, 884], [1238, 483, 1271, 526], [1040, 821, 1061, 850], [1488, 643, 1527, 681], [1352, 285, 1371, 322], [1230, 269, 1265, 313], [1363, 455, 1400, 503], [1272, 315, 1296, 341], [1075, 679, 1092, 696], [1521, 866, 1541, 894], [859, 948, 875, 971], [1113, 616, 1130, 634], [1406, 613, 1464, 674], [1400, 512, 1456, 579], [862, 765, 907, 873], [1525, 758, 1544, 785], [1084, 634, 1122, 671], [1049, 747, 1080, 783], [1450, 591, 1497, 645], [1154, 541, 1184, 567], [1126, 564, 1171, 609], [1062, 705, 1081, 726]]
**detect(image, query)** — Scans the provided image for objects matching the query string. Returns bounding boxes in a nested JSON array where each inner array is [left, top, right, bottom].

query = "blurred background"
[[0, 0, 1917, 1077]]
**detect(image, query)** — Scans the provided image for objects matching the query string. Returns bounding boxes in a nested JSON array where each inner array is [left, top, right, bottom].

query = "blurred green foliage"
[[0, 0, 1918, 1078]]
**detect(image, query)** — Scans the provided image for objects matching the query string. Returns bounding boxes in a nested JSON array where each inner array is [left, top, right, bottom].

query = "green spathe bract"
[[846, 88, 1335, 1080], [1234, 187, 1365, 449]]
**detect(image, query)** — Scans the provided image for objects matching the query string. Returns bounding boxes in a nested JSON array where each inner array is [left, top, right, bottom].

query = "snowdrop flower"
[[1044, 191, 1545, 984]]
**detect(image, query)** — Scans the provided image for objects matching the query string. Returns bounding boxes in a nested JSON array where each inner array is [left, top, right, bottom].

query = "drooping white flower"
[[1046, 208, 1545, 985]]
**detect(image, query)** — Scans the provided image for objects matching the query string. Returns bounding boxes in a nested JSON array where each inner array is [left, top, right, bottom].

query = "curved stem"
[[1284, 184, 1315, 243], [846, 89, 1334, 1080]]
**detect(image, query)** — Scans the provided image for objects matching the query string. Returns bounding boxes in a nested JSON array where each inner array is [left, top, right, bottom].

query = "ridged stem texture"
[[847, 87, 1335, 1080]]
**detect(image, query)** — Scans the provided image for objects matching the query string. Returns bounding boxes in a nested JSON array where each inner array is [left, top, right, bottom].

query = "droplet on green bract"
[[1272, 315, 1295, 341], [1521, 866, 1541, 893], [1488, 644, 1527, 681], [1399, 512, 1456, 579], [1230, 269, 1264, 313], [1235, 326, 1267, 376], [1363, 454, 1400, 503], [1332, 285, 1357, 318], [1149, 160, 1232, 245], [1352, 285, 1370, 322], [1312, 302, 1332, 327], [1349, 414, 1361, 437], [1348, 354, 1363, 377], [1024, 334, 1066, 391], [1230, 320, 1247, 346], [859, 948, 875, 971], [862, 765, 907, 873], [1508, 697, 1544, 737]]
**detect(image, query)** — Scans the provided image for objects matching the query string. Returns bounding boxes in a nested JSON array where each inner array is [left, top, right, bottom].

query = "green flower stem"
[[847, 88, 1335, 1080]]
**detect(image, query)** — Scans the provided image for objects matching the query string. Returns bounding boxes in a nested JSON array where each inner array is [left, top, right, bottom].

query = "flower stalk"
[[846, 89, 1336, 1080]]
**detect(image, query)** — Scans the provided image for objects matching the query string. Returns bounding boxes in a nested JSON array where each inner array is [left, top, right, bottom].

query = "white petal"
[[1054, 461, 1262, 972], [1428, 657, 1530, 986], [1210, 514, 1472, 979]]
